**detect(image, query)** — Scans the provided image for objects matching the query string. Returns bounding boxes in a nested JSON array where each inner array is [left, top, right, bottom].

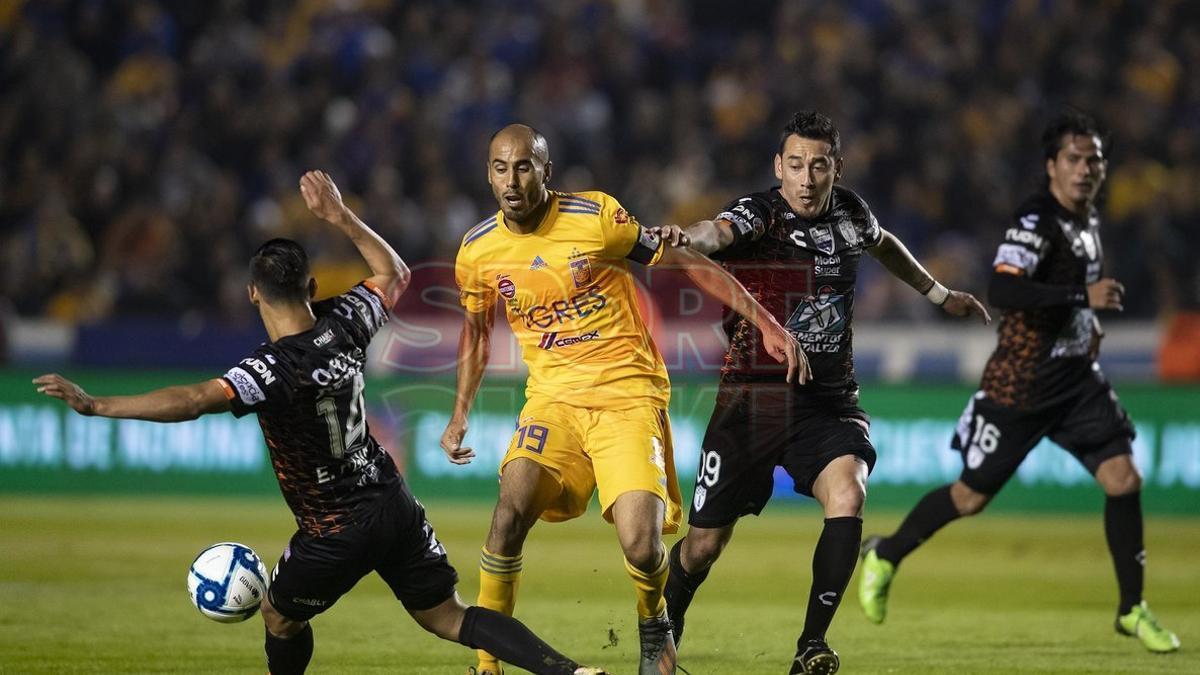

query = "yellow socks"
[[625, 544, 669, 619], [476, 548, 523, 673]]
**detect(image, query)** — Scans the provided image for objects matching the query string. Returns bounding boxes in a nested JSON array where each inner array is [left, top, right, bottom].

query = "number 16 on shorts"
[[965, 415, 1001, 469]]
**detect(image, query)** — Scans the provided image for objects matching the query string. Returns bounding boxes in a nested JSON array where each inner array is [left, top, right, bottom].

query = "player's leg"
[[860, 395, 1044, 624], [476, 458, 562, 674], [261, 528, 372, 674], [1051, 379, 1178, 653], [409, 591, 605, 674], [589, 407, 682, 674], [261, 593, 314, 675], [663, 522, 735, 648]]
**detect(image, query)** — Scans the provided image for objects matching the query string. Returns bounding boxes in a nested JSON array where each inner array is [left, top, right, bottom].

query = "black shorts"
[[952, 367, 1136, 495], [268, 482, 458, 621], [688, 385, 877, 528]]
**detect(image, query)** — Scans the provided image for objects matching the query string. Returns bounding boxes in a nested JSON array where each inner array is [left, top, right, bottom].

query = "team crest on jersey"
[[837, 219, 858, 247], [568, 249, 593, 288], [809, 225, 835, 254], [497, 275, 516, 299]]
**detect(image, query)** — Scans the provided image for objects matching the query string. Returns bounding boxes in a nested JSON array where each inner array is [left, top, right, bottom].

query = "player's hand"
[[1087, 278, 1124, 311], [440, 417, 476, 465], [941, 290, 992, 324], [299, 170, 349, 223], [649, 225, 690, 248], [760, 320, 810, 384], [33, 374, 96, 415]]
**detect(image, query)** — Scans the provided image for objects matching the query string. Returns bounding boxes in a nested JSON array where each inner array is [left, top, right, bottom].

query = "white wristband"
[[925, 281, 950, 305]]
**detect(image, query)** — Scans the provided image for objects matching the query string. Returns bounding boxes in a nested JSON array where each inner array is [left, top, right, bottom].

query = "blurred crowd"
[[2, 0, 1198, 326]]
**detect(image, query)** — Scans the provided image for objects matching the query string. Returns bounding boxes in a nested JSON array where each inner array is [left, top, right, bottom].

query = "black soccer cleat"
[[789, 638, 839, 675]]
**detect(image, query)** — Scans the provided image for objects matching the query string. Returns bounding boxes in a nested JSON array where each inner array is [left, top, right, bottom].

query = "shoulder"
[[1011, 192, 1058, 230], [832, 185, 872, 218], [556, 191, 606, 214], [460, 212, 502, 250]]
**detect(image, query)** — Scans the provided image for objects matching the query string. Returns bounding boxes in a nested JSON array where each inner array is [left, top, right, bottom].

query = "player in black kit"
[[857, 112, 1180, 654], [34, 171, 606, 675], [654, 112, 990, 674]]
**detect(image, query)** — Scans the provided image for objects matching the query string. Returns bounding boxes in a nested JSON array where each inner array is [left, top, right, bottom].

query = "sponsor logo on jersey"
[[568, 249, 593, 288], [529, 256, 549, 270], [993, 244, 1040, 272], [224, 367, 265, 405], [240, 357, 276, 385], [1004, 227, 1044, 248], [311, 351, 363, 387], [523, 286, 608, 329], [537, 330, 601, 350], [497, 276, 516, 299], [837, 219, 859, 246], [313, 329, 334, 347], [814, 254, 841, 277], [809, 225, 835, 254], [1019, 213, 1039, 230], [785, 285, 846, 353]]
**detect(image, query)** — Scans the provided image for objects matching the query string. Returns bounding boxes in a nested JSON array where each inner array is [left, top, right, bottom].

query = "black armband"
[[988, 271, 1087, 309]]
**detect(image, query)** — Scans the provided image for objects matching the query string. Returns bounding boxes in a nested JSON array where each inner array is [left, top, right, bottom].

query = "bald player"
[[441, 125, 807, 675]]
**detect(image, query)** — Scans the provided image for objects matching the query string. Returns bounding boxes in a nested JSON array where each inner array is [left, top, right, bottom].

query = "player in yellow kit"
[[440, 124, 807, 675]]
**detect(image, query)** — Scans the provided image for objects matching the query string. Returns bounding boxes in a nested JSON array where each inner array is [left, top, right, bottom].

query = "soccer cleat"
[[467, 667, 502, 675], [1115, 601, 1180, 653], [857, 536, 895, 624], [638, 614, 677, 675], [572, 669, 608, 675], [789, 638, 840, 675]]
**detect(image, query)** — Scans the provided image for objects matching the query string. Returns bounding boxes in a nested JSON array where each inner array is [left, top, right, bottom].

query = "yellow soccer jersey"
[[455, 191, 670, 409]]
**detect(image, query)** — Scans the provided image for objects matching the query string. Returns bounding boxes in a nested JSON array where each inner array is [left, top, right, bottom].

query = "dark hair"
[[1041, 110, 1109, 160], [779, 111, 840, 156], [249, 238, 311, 304]]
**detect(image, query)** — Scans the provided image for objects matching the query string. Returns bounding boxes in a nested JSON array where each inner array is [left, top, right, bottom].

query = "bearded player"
[[441, 124, 806, 675]]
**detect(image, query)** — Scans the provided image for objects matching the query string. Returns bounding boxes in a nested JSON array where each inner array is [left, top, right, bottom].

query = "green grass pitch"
[[1, 495, 1197, 674]]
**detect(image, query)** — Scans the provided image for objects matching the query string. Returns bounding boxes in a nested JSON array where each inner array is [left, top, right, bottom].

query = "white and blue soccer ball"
[[187, 542, 269, 623]]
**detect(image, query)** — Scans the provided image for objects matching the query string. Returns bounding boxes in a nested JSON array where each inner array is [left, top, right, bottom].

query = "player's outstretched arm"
[[657, 243, 810, 384], [867, 228, 991, 324], [439, 309, 494, 465], [33, 374, 230, 422], [300, 170, 411, 307], [652, 220, 735, 256]]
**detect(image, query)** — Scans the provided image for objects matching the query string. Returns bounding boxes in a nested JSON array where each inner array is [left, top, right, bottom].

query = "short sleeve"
[[597, 194, 664, 266], [312, 281, 391, 349], [992, 211, 1051, 277], [859, 205, 883, 248], [219, 347, 295, 418], [455, 247, 496, 313], [715, 193, 772, 246]]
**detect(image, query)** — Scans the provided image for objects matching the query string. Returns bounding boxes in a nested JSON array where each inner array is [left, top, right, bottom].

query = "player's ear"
[[1045, 157, 1057, 182], [834, 157, 844, 183], [542, 160, 553, 186], [774, 153, 783, 181], [307, 277, 317, 300], [248, 284, 259, 307]]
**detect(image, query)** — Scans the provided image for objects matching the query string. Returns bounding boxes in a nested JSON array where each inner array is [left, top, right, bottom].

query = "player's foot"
[[788, 638, 839, 674], [467, 666, 502, 675], [638, 613, 677, 675], [1116, 601, 1180, 653], [572, 669, 608, 675], [857, 536, 895, 624]]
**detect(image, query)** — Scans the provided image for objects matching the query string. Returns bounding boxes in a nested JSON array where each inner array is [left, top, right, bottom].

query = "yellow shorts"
[[499, 398, 682, 534]]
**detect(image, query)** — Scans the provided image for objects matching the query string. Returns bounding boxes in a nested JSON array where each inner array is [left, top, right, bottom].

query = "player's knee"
[[823, 485, 866, 518], [413, 601, 465, 642], [622, 535, 662, 572], [260, 596, 305, 638], [951, 481, 990, 516], [682, 531, 728, 569], [1100, 467, 1142, 496]]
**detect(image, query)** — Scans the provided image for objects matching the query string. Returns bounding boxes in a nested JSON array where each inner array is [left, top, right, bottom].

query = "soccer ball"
[[187, 542, 269, 623]]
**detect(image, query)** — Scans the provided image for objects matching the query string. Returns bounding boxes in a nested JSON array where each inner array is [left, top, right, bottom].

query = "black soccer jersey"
[[710, 185, 882, 404], [980, 191, 1104, 409], [220, 281, 400, 537]]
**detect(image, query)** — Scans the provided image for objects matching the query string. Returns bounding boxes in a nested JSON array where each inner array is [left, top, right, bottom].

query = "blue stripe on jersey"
[[464, 222, 498, 244], [464, 215, 498, 240], [559, 207, 600, 215], [558, 194, 600, 210]]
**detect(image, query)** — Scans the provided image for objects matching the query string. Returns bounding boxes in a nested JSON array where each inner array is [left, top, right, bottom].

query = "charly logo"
[[568, 248, 593, 288]]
